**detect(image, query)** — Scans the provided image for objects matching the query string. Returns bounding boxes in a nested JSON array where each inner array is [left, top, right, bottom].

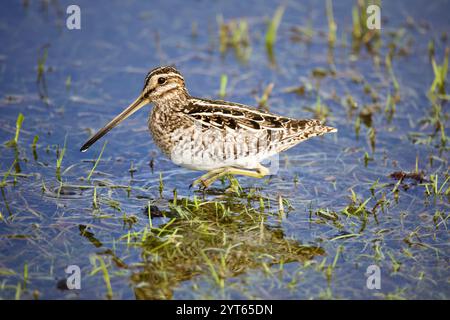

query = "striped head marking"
[[142, 66, 188, 103]]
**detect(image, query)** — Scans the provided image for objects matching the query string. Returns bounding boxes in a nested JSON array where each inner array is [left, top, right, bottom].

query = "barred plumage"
[[80, 66, 337, 188]]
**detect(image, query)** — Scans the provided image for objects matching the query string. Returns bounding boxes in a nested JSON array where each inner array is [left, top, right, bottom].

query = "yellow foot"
[[189, 167, 226, 189], [190, 164, 269, 189]]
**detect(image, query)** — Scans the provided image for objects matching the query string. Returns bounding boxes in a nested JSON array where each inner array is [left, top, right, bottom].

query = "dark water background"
[[0, 0, 449, 299]]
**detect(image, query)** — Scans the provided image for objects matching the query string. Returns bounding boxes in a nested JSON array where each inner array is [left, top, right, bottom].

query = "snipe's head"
[[142, 66, 189, 105], [80, 65, 188, 152]]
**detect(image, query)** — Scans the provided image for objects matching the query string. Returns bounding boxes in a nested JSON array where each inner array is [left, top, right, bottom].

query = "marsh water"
[[0, 0, 449, 299]]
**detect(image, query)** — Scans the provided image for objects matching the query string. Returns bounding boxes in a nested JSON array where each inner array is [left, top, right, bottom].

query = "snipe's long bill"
[[80, 66, 337, 188]]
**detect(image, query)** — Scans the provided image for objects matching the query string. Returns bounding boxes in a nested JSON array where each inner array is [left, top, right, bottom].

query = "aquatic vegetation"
[[409, 100, 449, 152], [265, 6, 284, 48], [126, 196, 324, 299], [90, 255, 114, 299], [265, 5, 284, 64], [5, 113, 24, 148], [257, 83, 274, 109], [31, 135, 39, 160], [351, 0, 381, 54], [86, 141, 107, 181], [158, 172, 164, 198], [0, 1, 449, 301], [289, 23, 314, 44], [218, 17, 251, 62], [420, 174, 449, 199], [384, 93, 397, 122], [55, 136, 67, 181], [0, 161, 16, 189], [385, 49, 400, 94], [65, 75, 71, 90], [219, 74, 228, 99], [36, 44, 49, 101], [429, 47, 449, 97], [304, 95, 330, 121], [326, 0, 337, 47]]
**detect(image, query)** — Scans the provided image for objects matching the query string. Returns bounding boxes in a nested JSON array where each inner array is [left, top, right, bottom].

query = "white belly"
[[169, 127, 275, 171]]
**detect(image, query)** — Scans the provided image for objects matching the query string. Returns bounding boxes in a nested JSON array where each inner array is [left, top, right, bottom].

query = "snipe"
[[80, 66, 337, 188]]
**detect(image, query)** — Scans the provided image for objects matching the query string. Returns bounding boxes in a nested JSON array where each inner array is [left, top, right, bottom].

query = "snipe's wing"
[[182, 98, 336, 152]]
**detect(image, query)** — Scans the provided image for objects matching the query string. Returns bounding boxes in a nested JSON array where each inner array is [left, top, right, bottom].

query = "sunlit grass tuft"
[[429, 47, 449, 97], [219, 74, 228, 99], [265, 6, 284, 64], [326, 0, 337, 46], [5, 113, 24, 148]]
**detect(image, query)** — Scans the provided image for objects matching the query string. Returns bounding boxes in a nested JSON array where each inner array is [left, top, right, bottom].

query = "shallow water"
[[0, 0, 449, 299]]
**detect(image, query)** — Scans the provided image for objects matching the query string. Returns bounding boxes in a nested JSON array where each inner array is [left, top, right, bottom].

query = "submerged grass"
[[31, 135, 39, 160], [36, 44, 49, 101]]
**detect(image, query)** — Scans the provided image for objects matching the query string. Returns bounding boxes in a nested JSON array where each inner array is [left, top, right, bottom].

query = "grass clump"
[[420, 174, 449, 199], [351, 0, 381, 54], [429, 47, 449, 97], [125, 195, 324, 299], [304, 95, 330, 121], [218, 16, 251, 62]]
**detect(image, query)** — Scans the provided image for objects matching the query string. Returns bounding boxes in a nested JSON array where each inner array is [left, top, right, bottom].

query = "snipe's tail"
[[323, 125, 337, 133]]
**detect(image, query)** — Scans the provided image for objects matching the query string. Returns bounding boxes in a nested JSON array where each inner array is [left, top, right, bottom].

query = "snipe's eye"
[[158, 77, 166, 85]]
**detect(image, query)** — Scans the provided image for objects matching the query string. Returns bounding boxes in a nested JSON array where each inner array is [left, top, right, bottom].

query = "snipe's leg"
[[189, 167, 228, 189], [200, 164, 269, 189]]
